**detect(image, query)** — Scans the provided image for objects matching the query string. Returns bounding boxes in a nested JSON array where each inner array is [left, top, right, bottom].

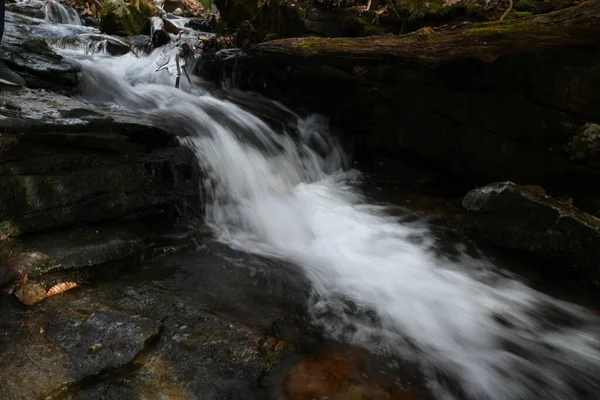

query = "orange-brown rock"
[[277, 346, 429, 400]]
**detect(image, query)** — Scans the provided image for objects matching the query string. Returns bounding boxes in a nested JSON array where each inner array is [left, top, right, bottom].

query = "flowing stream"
[[42, 17, 600, 400]]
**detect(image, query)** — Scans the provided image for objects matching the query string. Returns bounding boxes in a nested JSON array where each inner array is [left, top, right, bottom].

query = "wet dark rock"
[[0, 295, 162, 400], [5, 1, 46, 19], [150, 16, 172, 49], [565, 123, 600, 167], [0, 12, 80, 91], [0, 245, 308, 399], [0, 89, 200, 237], [0, 267, 18, 288], [137, 245, 315, 338], [82, 15, 101, 28], [163, 17, 183, 34], [123, 34, 154, 55], [6, 222, 151, 278], [0, 239, 432, 399], [185, 17, 216, 32], [46, 309, 161, 375], [14, 283, 46, 306], [0, 252, 49, 287], [463, 182, 600, 280], [76, 33, 133, 56], [577, 195, 600, 219]]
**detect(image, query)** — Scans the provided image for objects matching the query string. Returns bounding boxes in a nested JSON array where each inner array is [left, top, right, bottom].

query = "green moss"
[[197, 0, 216, 10], [100, 0, 150, 36], [0, 220, 18, 237], [465, 18, 543, 37], [513, 11, 534, 18], [0, 135, 18, 153], [341, 11, 385, 36], [293, 37, 336, 53], [515, 0, 537, 12]]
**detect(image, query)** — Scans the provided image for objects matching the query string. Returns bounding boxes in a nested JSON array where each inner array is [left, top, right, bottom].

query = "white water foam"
[[45, 0, 81, 26], [69, 49, 600, 399]]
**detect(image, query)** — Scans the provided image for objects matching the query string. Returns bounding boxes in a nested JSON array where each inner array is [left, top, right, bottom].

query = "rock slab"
[[0, 89, 200, 238], [463, 182, 600, 280]]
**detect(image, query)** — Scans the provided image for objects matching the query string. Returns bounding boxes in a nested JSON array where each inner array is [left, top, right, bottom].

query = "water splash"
[[68, 49, 600, 400]]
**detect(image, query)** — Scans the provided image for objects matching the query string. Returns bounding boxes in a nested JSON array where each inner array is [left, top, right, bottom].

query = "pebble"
[[14, 283, 46, 306]]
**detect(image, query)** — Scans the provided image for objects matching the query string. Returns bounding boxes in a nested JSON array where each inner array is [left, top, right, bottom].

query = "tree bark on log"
[[237, 0, 600, 65]]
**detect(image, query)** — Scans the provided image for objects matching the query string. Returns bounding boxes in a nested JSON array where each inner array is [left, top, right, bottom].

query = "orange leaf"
[[46, 282, 80, 297]]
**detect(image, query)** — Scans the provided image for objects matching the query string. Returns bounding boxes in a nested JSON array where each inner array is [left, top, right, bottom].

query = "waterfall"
[[65, 48, 600, 400], [45, 0, 81, 25]]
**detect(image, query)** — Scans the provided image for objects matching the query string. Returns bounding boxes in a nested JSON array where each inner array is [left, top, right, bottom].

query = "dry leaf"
[[46, 282, 80, 297], [88, 343, 102, 353]]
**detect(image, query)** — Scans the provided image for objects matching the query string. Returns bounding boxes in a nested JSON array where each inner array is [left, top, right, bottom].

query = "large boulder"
[[462, 182, 600, 280], [0, 89, 200, 238], [0, 12, 81, 91], [100, 0, 155, 36]]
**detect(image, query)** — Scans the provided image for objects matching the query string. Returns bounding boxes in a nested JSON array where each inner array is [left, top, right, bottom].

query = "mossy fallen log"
[[241, 0, 600, 63]]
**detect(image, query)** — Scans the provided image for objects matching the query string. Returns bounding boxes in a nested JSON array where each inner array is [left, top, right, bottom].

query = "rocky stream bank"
[[1, 0, 600, 399], [0, 4, 434, 399]]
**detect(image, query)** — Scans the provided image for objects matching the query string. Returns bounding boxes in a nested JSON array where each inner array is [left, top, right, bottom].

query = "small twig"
[[183, 67, 192, 85], [387, 0, 401, 19], [500, 0, 513, 21]]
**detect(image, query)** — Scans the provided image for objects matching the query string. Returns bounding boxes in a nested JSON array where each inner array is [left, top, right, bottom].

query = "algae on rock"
[[101, 0, 155, 36]]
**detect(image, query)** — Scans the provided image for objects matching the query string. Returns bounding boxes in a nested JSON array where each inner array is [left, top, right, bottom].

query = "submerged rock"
[[463, 182, 600, 280], [0, 300, 162, 399], [273, 345, 431, 400]]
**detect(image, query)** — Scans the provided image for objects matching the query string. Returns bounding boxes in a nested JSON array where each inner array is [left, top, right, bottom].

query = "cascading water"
[[62, 47, 599, 399], [45, 0, 81, 25]]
